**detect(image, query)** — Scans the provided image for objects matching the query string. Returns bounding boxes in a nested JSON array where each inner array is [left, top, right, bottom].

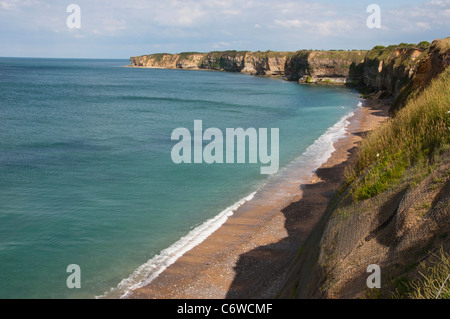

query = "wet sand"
[[129, 97, 391, 299]]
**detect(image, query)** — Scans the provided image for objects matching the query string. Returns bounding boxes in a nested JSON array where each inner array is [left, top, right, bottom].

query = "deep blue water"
[[0, 58, 360, 298]]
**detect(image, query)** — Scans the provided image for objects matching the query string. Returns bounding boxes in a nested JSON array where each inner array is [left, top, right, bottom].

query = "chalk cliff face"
[[130, 37, 449, 109], [199, 51, 246, 72], [366, 37, 450, 111], [130, 50, 367, 83], [408, 38, 450, 96], [177, 54, 205, 69], [290, 50, 366, 84], [241, 52, 289, 76], [362, 46, 428, 97]]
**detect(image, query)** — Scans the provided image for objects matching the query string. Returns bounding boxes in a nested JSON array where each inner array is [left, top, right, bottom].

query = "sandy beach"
[[129, 96, 391, 299]]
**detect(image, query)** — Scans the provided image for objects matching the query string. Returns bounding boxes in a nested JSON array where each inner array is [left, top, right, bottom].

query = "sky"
[[0, 0, 449, 58]]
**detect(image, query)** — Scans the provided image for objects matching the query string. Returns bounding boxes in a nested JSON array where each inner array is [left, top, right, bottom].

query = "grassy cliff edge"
[[280, 61, 449, 300]]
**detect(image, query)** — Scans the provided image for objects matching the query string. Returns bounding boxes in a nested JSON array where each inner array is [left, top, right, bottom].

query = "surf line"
[[171, 120, 279, 174]]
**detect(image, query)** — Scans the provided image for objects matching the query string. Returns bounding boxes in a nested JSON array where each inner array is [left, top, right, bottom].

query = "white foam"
[[97, 191, 256, 299], [279, 107, 356, 181], [97, 100, 359, 299], [306, 109, 354, 169]]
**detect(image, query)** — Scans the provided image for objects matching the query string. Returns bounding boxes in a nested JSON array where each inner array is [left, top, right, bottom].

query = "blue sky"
[[0, 0, 449, 58]]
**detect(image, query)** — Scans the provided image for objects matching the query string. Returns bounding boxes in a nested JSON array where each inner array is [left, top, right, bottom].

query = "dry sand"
[[129, 97, 391, 299]]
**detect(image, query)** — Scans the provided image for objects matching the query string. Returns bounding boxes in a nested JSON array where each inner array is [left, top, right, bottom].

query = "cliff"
[[287, 50, 366, 84], [362, 44, 429, 97], [279, 38, 450, 299], [130, 50, 367, 84], [130, 38, 448, 109], [391, 38, 450, 112], [130, 50, 294, 75]]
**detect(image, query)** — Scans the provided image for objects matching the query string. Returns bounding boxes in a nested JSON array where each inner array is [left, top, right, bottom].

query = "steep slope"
[[289, 50, 366, 84], [392, 38, 450, 112], [279, 65, 450, 299]]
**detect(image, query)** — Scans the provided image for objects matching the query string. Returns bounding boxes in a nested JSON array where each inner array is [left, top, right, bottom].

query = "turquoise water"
[[0, 58, 360, 298]]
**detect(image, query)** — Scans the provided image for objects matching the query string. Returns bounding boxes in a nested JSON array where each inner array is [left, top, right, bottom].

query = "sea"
[[0, 58, 361, 298]]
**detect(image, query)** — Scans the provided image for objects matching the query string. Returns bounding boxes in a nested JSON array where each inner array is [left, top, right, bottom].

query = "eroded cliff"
[[131, 37, 449, 114], [130, 50, 366, 83], [279, 38, 450, 299]]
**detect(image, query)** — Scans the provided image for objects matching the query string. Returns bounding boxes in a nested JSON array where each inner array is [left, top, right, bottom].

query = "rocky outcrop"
[[393, 37, 450, 111], [362, 47, 426, 96], [367, 37, 450, 112], [199, 51, 247, 72], [130, 54, 176, 68], [130, 50, 367, 83], [177, 53, 205, 69], [412, 38, 450, 91], [130, 37, 449, 110], [292, 50, 366, 84], [241, 52, 290, 76]]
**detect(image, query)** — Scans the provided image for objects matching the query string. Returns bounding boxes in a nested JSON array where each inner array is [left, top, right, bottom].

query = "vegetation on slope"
[[345, 66, 450, 201], [365, 42, 431, 67], [396, 247, 450, 299], [316, 65, 450, 299], [250, 50, 297, 59]]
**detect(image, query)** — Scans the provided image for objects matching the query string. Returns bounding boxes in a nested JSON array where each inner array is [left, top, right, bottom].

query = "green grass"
[[178, 51, 203, 61], [150, 53, 172, 63], [332, 208, 350, 221], [418, 41, 431, 49], [407, 248, 450, 299], [420, 202, 431, 209], [391, 249, 450, 299], [364, 288, 382, 299], [250, 50, 296, 59], [365, 42, 431, 79], [393, 276, 412, 298], [318, 50, 367, 60], [345, 66, 450, 201]]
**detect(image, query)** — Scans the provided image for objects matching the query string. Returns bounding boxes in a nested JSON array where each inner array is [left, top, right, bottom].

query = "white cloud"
[[274, 19, 306, 28], [322, 10, 337, 17], [427, 0, 450, 7], [387, 0, 450, 31], [153, 3, 207, 28], [315, 19, 353, 36], [92, 17, 127, 35], [0, 0, 41, 11], [273, 18, 353, 36], [0, 0, 449, 58], [213, 41, 230, 49], [416, 22, 432, 30]]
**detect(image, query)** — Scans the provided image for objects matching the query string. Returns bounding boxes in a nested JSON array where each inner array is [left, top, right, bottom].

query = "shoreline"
[[127, 97, 391, 299]]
